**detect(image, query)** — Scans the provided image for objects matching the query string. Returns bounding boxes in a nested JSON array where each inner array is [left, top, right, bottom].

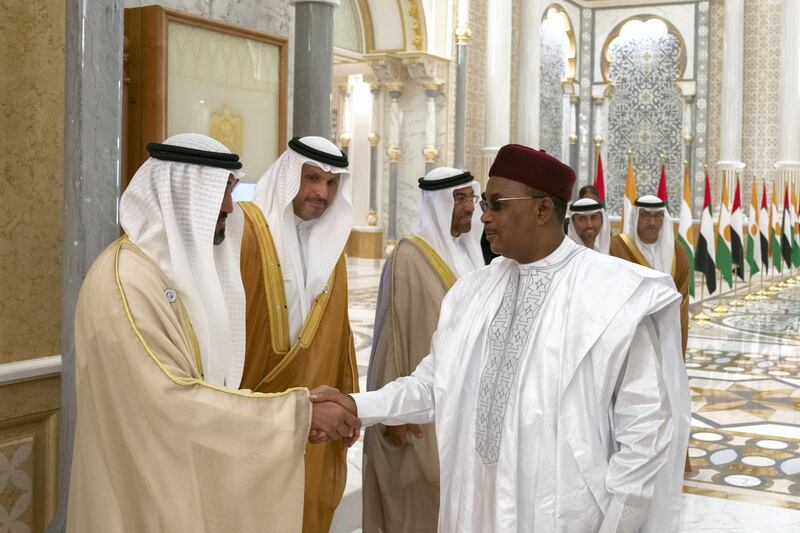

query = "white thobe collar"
[[516, 236, 578, 273], [294, 215, 316, 286]]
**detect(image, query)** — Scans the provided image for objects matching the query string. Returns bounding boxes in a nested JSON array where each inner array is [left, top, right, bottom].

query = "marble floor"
[[331, 259, 800, 532]]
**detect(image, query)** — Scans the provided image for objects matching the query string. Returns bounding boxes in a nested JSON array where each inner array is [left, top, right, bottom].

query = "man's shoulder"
[[80, 238, 167, 308], [576, 246, 671, 284], [391, 237, 439, 272]]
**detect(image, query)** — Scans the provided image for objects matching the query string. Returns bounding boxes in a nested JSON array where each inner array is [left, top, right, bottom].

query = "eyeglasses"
[[639, 211, 665, 221], [453, 193, 479, 205], [479, 195, 548, 213]]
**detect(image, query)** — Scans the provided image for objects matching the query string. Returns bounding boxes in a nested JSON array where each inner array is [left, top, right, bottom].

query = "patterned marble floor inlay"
[[685, 429, 800, 509], [333, 261, 800, 531]]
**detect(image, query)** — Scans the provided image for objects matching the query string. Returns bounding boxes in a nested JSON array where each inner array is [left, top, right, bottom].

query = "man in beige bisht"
[[364, 167, 484, 533], [236, 136, 359, 533], [68, 134, 357, 532], [609, 195, 689, 354]]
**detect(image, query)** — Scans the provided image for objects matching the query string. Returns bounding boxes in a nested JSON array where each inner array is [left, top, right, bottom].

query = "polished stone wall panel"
[[741, 0, 782, 197], [465, 0, 488, 181], [706, 0, 724, 190], [0, 0, 65, 362]]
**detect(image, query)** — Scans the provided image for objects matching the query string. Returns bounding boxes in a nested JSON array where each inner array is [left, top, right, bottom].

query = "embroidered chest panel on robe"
[[475, 267, 556, 464]]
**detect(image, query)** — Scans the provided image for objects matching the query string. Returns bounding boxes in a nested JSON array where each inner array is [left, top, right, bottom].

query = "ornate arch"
[[542, 3, 577, 81], [601, 15, 687, 83]]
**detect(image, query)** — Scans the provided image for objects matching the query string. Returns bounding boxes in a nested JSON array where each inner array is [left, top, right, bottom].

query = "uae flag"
[[677, 162, 695, 297], [695, 173, 717, 294], [782, 186, 793, 268], [759, 181, 770, 270], [716, 178, 734, 288], [746, 178, 761, 278], [730, 178, 745, 280], [621, 154, 637, 230], [594, 153, 606, 204], [771, 184, 782, 273]]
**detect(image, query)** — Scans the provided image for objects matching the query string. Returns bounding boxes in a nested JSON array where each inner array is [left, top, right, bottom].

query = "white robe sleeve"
[[352, 350, 436, 426], [600, 316, 673, 533]]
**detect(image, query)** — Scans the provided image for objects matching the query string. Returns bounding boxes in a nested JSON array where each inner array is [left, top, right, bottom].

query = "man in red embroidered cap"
[[313, 144, 690, 533]]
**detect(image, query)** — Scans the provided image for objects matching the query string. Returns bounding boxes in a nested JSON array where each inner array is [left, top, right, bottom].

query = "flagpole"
[[694, 273, 711, 321], [713, 267, 728, 314]]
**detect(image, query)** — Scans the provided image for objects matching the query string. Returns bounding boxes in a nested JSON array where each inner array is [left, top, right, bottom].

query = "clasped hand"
[[309, 385, 361, 447]]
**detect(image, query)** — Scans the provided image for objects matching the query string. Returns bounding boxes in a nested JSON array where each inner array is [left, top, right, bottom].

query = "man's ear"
[[537, 197, 553, 225]]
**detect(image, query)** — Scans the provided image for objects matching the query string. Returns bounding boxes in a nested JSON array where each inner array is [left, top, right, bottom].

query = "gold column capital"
[[455, 25, 472, 45], [387, 146, 402, 161], [423, 146, 439, 162], [368, 133, 381, 145], [367, 209, 379, 226], [338, 133, 351, 148]]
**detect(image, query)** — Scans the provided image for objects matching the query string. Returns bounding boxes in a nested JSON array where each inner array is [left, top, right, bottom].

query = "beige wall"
[[0, 1, 64, 530], [0, 0, 65, 363]]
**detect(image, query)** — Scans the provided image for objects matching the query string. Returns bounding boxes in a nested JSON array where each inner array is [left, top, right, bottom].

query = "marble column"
[[454, 24, 471, 169], [51, 0, 124, 530], [568, 95, 579, 170], [291, 0, 338, 138], [517, 0, 543, 147], [386, 84, 403, 242], [338, 84, 351, 157], [423, 83, 439, 173], [683, 95, 694, 170], [717, 0, 745, 202], [367, 84, 382, 226], [592, 96, 606, 180], [775, 0, 800, 176], [482, 0, 512, 179]]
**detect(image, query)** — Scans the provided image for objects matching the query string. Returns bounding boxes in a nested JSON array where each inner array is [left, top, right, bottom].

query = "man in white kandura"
[[566, 197, 611, 254], [314, 144, 690, 532], [363, 167, 484, 533]]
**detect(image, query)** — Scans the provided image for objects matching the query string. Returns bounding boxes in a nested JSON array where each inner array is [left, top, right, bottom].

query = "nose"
[[221, 188, 234, 214], [480, 209, 492, 225]]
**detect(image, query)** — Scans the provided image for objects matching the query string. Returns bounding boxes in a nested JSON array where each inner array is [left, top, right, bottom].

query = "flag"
[[759, 180, 770, 270], [622, 153, 637, 230], [677, 162, 695, 297], [594, 153, 605, 204], [695, 173, 717, 294], [770, 182, 782, 273], [657, 160, 668, 201], [781, 186, 793, 268], [716, 178, 733, 288], [746, 178, 761, 278], [792, 180, 800, 267], [730, 177, 745, 280]]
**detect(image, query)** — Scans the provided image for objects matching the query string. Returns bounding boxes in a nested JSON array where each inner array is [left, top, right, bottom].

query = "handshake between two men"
[[309, 385, 361, 447]]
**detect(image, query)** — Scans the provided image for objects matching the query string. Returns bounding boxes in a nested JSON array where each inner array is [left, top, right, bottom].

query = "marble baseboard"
[[0, 376, 61, 530]]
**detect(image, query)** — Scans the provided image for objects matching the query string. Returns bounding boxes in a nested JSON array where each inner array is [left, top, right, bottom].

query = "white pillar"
[[683, 95, 694, 165], [338, 84, 352, 155], [775, 0, 800, 227], [423, 83, 439, 172], [777, 0, 800, 167], [717, 0, 745, 205], [517, 0, 543, 147], [482, 0, 512, 179]]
